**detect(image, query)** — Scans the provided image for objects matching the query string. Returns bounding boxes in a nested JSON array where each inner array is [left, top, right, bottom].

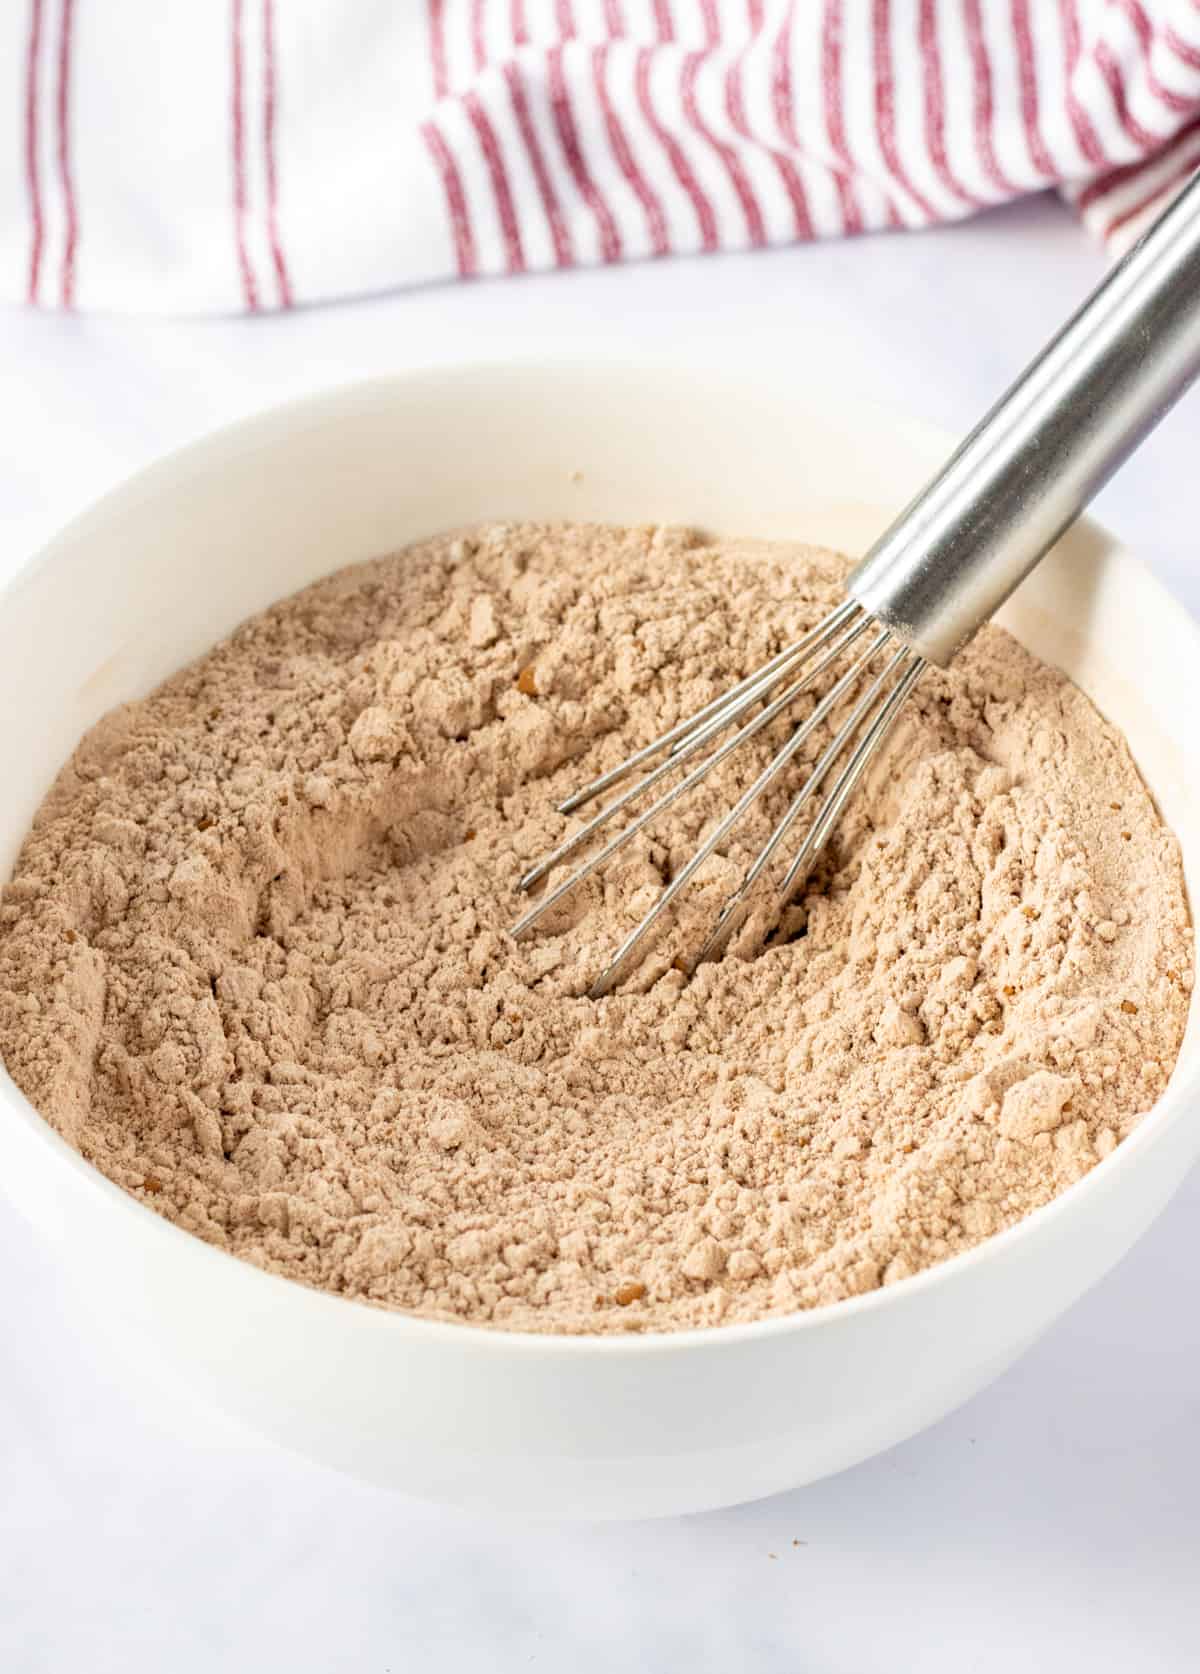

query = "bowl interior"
[[2, 359, 1197, 1196]]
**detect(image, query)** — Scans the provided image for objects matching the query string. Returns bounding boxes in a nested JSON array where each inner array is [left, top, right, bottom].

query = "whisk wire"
[[774, 655, 925, 903], [512, 595, 926, 994], [555, 599, 862, 817], [510, 614, 874, 942], [515, 606, 873, 901], [692, 649, 924, 969], [583, 628, 892, 998]]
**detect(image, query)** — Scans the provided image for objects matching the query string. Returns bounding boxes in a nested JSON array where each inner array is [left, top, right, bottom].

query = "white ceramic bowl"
[[1, 362, 1196, 1521]]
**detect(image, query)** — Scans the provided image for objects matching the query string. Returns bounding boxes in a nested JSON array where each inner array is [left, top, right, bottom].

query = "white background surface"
[[2, 195, 1199, 1672]]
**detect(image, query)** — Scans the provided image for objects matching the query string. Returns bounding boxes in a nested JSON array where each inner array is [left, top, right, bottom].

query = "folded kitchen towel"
[[6, 0, 1200, 315]]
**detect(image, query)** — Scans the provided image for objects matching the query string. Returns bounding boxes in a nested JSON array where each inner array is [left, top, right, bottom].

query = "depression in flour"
[[0, 523, 1191, 1333]]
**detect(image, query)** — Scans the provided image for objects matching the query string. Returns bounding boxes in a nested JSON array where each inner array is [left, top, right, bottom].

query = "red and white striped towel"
[[6, 1, 1200, 315]]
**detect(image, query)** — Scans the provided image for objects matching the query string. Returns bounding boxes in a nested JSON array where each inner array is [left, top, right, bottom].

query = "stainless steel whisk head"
[[514, 170, 1200, 995], [512, 602, 925, 998]]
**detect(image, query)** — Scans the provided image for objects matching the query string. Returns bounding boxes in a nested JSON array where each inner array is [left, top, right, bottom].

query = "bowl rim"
[[1, 357, 1196, 1360]]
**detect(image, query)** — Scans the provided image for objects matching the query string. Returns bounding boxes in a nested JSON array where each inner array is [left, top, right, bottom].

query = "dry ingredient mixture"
[[0, 523, 1191, 1333]]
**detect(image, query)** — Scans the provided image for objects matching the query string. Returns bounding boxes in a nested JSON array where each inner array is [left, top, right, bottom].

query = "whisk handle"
[[848, 170, 1200, 666]]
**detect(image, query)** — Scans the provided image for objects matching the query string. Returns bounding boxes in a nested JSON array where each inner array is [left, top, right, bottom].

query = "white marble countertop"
[[2, 195, 1199, 1673]]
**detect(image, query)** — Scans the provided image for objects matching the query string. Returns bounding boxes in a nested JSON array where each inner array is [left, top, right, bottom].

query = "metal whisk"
[[515, 174, 1200, 998]]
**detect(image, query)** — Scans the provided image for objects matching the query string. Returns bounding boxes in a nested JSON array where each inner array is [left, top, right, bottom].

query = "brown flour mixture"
[[0, 523, 1191, 1333]]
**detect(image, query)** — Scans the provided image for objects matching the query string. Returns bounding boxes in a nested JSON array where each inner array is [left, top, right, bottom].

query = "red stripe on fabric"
[[1062, 1, 1107, 168], [770, 9, 797, 145], [1010, 0, 1057, 179], [1114, 0, 1193, 115], [820, 0, 864, 234], [262, 0, 293, 308], [1073, 118, 1200, 210], [547, 43, 622, 262], [964, 0, 1018, 195], [429, 0, 449, 99], [699, 0, 720, 47], [55, 0, 78, 306], [1075, 154, 1149, 211], [503, 59, 574, 266], [748, 0, 765, 29], [681, 49, 766, 245], [918, 0, 985, 207], [1105, 150, 1200, 237], [635, 43, 718, 250], [767, 153, 812, 238], [872, 0, 938, 220], [463, 89, 526, 273], [24, 0, 44, 304], [556, 0, 576, 37], [231, 0, 259, 310], [726, 38, 812, 238], [421, 121, 477, 276], [603, 0, 624, 35], [766, 5, 816, 236], [1165, 26, 1200, 71], [653, 1, 674, 43], [591, 42, 668, 256], [471, 0, 487, 72], [1095, 40, 1161, 150], [511, 0, 529, 47]]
